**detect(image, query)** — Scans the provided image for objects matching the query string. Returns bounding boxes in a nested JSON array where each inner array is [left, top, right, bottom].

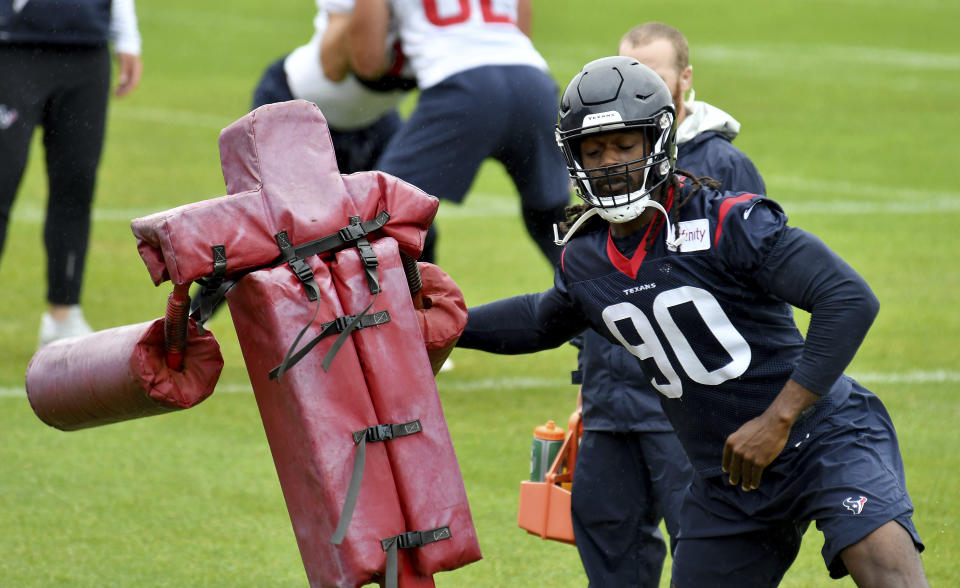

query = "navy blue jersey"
[[579, 129, 766, 433], [461, 182, 879, 476]]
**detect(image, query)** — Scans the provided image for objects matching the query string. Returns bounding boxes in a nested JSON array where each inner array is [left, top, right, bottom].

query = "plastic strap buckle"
[[338, 216, 367, 242], [353, 418, 422, 445], [381, 526, 452, 552]]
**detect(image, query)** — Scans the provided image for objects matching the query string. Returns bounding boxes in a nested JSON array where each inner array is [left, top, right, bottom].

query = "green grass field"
[[2, 0, 959, 585]]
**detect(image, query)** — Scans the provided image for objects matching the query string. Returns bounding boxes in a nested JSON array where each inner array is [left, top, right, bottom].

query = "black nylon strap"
[[381, 526, 452, 588], [330, 419, 423, 546], [352, 419, 422, 445], [276, 230, 319, 302], [210, 244, 227, 278], [356, 234, 381, 295], [319, 294, 378, 372], [384, 537, 399, 588], [330, 433, 368, 546], [189, 245, 230, 334], [189, 278, 236, 334], [268, 309, 391, 380], [381, 526, 452, 552], [269, 294, 323, 381], [290, 210, 390, 260]]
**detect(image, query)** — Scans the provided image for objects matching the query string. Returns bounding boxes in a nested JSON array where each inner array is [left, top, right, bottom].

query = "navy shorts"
[[671, 381, 924, 587], [251, 56, 402, 174], [375, 64, 570, 211]]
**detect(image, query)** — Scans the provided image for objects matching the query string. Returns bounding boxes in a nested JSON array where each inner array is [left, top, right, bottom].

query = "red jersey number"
[[423, 0, 514, 26]]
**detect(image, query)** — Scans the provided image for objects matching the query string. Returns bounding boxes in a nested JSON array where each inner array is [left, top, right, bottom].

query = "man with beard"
[[566, 22, 767, 586], [459, 56, 928, 587]]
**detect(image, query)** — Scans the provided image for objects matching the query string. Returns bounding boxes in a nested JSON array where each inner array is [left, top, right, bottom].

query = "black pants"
[[572, 430, 693, 587], [0, 43, 110, 305]]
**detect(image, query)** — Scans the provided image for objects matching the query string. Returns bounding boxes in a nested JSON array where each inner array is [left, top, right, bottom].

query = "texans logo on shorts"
[[0, 105, 19, 130], [842, 495, 868, 515]]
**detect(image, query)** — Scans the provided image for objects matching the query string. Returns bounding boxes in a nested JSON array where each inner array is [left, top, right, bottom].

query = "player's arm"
[[723, 378, 819, 491], [458, 287, 587, 355], [761, 225, 880, 394], [348, 0, 390, 79], [321, 11, 352, 82], [720, 208, 879, 491], [517, 0, 532, 37]]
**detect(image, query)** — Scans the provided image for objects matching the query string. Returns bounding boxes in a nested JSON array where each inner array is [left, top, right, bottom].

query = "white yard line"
[[695, 43, 960, 72]]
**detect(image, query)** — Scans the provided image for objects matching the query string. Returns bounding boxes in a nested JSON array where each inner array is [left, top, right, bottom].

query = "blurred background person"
[[0, 0, 143, 345], [569, 22, 766, 586], [346, 0, 571, 266], [251, 0, 414, 174]]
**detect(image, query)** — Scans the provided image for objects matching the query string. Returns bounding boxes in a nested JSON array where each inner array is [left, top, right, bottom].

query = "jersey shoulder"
[[559, 227, 614, 284], [683, 186, 788, 272]]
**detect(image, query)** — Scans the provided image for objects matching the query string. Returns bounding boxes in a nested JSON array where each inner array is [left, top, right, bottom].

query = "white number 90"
[[601, 286, 751, 398]]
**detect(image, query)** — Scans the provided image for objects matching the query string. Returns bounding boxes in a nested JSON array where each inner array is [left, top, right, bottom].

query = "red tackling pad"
[[131, 100, 480, 586], [227, 260, 402, 586], [25, 318, 222, 431], [330, 240, 478, 574]]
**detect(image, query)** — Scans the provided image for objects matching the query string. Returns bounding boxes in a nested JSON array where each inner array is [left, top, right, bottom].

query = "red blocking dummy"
[[130, 101, 479, 586]]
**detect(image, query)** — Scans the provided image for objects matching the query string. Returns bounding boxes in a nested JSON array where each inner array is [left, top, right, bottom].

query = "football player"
[[458, 56, 928, 587], [569, 22, 768, 587], [250, 0, 414, 174], [346, 0, 571, 265]]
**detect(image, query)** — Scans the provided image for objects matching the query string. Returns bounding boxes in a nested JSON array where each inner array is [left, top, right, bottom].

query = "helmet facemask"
[[558, 110, 676, 223], [554, 57, 684, 247]]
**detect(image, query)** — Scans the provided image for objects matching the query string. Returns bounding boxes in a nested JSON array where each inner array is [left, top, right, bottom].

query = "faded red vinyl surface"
[[26, 318, 222, 431], [227, 262, 402, 587], [331, 241, 481, 575], [125, 100, 478, 586]]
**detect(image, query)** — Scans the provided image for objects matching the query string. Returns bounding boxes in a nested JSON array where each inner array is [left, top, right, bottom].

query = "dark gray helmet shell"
[[557, 56, 678, 218]]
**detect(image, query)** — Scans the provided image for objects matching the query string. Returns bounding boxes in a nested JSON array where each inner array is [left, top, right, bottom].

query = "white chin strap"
[[553, 197, 684, 250]]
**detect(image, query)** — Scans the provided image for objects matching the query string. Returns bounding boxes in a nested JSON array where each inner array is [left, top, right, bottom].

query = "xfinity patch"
[[674, 219, 710, 252]]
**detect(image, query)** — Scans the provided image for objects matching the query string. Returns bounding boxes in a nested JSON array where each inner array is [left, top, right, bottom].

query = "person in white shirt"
[[251, 0, 414, 174], [346, 0, 571, 265]]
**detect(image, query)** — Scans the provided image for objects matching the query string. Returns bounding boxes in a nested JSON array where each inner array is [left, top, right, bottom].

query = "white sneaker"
[[38, 306, 94, 346], [439, 357, 455, 373]]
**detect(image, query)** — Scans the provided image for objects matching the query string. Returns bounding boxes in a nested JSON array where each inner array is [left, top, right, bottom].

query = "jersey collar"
[[605, 186, 675, 279]]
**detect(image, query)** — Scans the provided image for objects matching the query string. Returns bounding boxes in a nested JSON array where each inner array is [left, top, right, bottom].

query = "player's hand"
[[114, 52, 143, 97], [723, 379, 819, 491], [721, 412, 791, 492]]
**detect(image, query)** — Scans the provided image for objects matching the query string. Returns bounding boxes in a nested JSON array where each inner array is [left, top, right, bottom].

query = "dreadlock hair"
[[555, 202, 605, 238], [665, 168, 722, 248], [554, 169, 722, 250]]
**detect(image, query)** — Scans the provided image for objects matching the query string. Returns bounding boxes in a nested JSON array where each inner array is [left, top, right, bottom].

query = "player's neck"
[[610, 206, 659, 237]]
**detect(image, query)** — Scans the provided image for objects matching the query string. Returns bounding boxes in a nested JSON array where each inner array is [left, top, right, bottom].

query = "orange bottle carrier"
[[517, 409, 582, 545]]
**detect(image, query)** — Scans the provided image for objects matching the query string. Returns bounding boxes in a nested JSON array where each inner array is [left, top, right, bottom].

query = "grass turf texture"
[[1, 0, 958, 585]]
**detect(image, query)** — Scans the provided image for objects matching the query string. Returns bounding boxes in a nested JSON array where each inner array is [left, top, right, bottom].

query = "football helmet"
[[557, 56, 677, 223]]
